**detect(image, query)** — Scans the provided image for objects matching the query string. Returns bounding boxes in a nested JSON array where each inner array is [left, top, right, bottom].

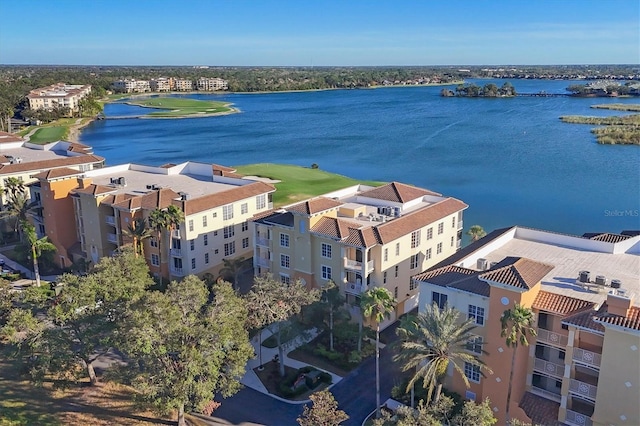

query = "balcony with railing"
[[565, 410, 593, 426], [107, 233, 118, 244], [536, 328, 568, 347], [569, 379, 598, 402], [171, 267, 185, 276], [256, 236, 270, 247], [529, 385, 562, 403], [457, 220, 463, 230], [345, 281, 366, 295], [572, 347, 601, 369], [255, 257, 270, 268], [533, 358, 565, 379], [171, 229, 180, 239], [105, 215, 116, 226], [170, 248, 182, 257], [343, 258, 374, 273]]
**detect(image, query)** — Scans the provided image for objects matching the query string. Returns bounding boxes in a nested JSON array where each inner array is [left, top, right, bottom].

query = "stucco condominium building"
[[112, 79, 151, 93], [31, 161, 274, 278], [26, 83, 92, 113], [196, 77, 228, 91], [0, 131, 103, 208], [174, 79, 194, 91], [413, 226, 640, 426], [149, 78, 172, 92], [252, 182, 467, 324]]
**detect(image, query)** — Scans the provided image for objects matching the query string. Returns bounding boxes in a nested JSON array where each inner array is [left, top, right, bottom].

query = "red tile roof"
[[359, 181, 441, 202], [480, 257, 554, 290], [180, 181, 275, 216], [287, 197, 343, 215], [519, 391, 561, 426], [0, 154, 104, 174], [412, 265, 490, 297], [583, 232, 633, 243], [0, 131, 25, 143], [32, 167, 82, 180], [562, 305, 606, 334], [595, 306, 640, 331], [533, 291, 596, 316]]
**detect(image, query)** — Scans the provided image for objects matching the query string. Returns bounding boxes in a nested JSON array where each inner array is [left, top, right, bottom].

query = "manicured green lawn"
[[234, 163, 383, 206], [28, 126, 68, 144], [125, 97, 233, 117]]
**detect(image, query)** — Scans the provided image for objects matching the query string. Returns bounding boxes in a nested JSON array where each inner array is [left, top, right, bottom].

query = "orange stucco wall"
[[41, 178, 80, 268]]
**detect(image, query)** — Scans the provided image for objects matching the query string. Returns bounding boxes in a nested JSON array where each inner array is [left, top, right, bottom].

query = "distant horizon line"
[[1, 63, 637, 68]]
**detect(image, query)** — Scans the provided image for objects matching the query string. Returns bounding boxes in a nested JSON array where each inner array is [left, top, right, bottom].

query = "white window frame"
[[202, 215, 208, 227], [280, 273, 290, 285], [464, 362, 481, 383], [280, 233, 290, 247], [280, 254, 290, 269], [224, 241, 235, 256], [321, 265, 332, 280], [321, 243, 332, 259], [410, 253, 419, 269], [241, 203, 248, 214], [438, 222, 444, 235], [437, 242, 443, 254], [256, 194, 266, 210], [411, 230, 421, 248], [151, 253, 159, 266], [224, 225, 235, 239], [204, 234, 208, 246], [223, 204, 234, 220], [427, 227, 433, 240], [242, 237, 249, 249], [468, 305, 485, 326]]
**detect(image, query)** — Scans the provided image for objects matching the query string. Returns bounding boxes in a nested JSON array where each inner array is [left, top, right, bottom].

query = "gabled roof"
[[310, 217, 380, 248], [142, 188, 181, 210], [375, 197, 467, 244], [479, 257, 554, 290], [359, 181, 440, 203], [73, 184, 118, 196], [0, 154, 104, 174], [181, 181, 275, 216], [562, 305, 606, 334], [287, 197, 343, 215], [32, 167, 82, 180], [413, 265, 490, 297], [533, 291, 595, 316], [519, 391, 561, 426], [595, 306, 640, 331], [582, 232, 633, 244], [0, 131, 25, 143]]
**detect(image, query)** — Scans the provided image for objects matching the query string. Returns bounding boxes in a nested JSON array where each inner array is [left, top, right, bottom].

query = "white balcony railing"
[[170, 248, 182, 257], [345, 281, 366, 295], [343, 258, 374, 273], [569, 379, 598, 401], [171, 229, 180, 239], [457, 220, 463, 230], [529, 385, 561, 403], [537, 328, 568, 347], [534, 358, 565, 379], [171, 267, 185, 276], [256, 236, 270, 247], [573, 348, 601, 369], [566, 410, 593, 426], [105, 215, 116, 226], [107, 233, 118, 243], [256, 257, 270, 268]]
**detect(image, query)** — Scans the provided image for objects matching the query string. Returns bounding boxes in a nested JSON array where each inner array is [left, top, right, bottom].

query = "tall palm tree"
[[466, 225, 487, 242], [164, 205, 184, 284], [1, 191, 39, 242], [501, 304, 537, 424], [3, 177, 26, 199], [22, 221, 55, 287], [125, 218, 151, 258], [394, 303, 492, 406], [219, 256, 246, 291], [361, 287, 395, 419], [148, 208, 169, 286]]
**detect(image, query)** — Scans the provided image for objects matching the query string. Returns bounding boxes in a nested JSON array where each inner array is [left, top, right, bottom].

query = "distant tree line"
[[441, 82, 516, 97]]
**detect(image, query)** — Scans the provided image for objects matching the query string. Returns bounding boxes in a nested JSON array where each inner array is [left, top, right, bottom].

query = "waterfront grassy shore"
[[121, 97, 237, 118], [560, 105, 640, 145]]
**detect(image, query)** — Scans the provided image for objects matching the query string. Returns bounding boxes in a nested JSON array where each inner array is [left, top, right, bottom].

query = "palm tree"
[[466, 225, 487, 242], [501, 304, 537, 424], [219, 256, 246, 291], [164, 205, 184, 284], [22, 221, 55, 287], [361, 287, 395, 419], [394, 303, 492, 406], [125, 218, 151, 258], [3, 177, 26, 199], [1, 191, 39, 242], [148, 208, 169, 286]]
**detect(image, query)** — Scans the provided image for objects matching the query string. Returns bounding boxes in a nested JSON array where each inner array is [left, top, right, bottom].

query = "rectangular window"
[[468, 305, 485, 326], [256, 194, 266, 210], [188, 219, 194, 232], [384, 248, 388, 262], [395, 242, 400, 256], [394, 286, 398, 299], [451, 236, 454, 247], [437, 242, 443, 254], [191, 258, 196, 269], [202, 215, 208, 227], [464, 362, 481, 383], [280, 273, 290, 285], [242, 221, 249, 232], [224, 225, 235, 239], [204, 234, 208, 246], [409, 278, 417, 291], [466, 336, 483, 354], [425, 248, 432, 260], [242, 237, 249, 249], [321, 243, 332, 259], [383, 271, 387, 284], [280, 254, 290, 269], [213, 230, 218, 236], [214, 249, 219, 254], [150, 237, 158, 248], [224, 241, 235, 256], [427, 227, 433, 240], [452, 217, 456, 228], [321, 265, 332, 280], [280, 233, 290, 247], [212, 212, 217, 218], [410, 253, 419, 269], [223, 204, 234, 220], [394, 265, 399, 278], [151, 253, 159, 266], [299, 219, 306, 234], [411, 230, 421, 248], [432, 291, 448, 309], [190, 239, 195, 251], [241, 203, 248, 214], [438, 222, 444, 235], [205, 253, 209, 264]]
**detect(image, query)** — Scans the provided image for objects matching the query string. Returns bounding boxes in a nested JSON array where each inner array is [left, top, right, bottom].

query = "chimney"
[[77, 177, 92, 189], [606, 292, 633, 317]]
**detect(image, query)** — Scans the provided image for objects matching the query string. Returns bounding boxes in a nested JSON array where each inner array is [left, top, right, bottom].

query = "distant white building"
[[27, 83, 92, 113], [197, 77, 228, 91], [113, 79, 151, 93]]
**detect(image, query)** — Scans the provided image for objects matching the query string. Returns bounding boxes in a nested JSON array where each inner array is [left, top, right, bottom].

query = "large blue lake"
[[80, 79, 640, 237]]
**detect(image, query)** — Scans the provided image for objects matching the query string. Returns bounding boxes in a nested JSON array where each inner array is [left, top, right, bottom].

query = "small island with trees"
[[440, 82, 516, 97], [118, 96, 237, 118]]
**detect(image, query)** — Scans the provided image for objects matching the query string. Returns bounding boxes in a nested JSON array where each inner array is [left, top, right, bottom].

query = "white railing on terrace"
[[105, 215, 116, 225], [107, 233, 118, 243], [171, 230, 180, 238], [569, 379, 598, 401], [457, 220, 463, 230], [529, 385, 561, 403], [573, 348, 601, 368], [537, 328, 568, 347], [566, 409, 593, 426], [256, 236, 270, 247], [170, 248, 182, 257], [533, 358, 565, 379], [345, 281, 366, 295], [256, 257, 270, 268], [171, 267, 184, 276]]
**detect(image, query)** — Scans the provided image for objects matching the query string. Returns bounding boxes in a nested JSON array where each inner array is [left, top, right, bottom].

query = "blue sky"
[[1, 0, 638, 66]]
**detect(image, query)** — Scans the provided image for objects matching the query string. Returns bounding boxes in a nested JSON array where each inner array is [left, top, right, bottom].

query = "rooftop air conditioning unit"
[[477, 258, 488, 270], [595, 275, 607, 286], [490, 262, 498, 269], [118, 177, 126, 186], [610, 279, 622, 289], [578, 271, 591, 283]]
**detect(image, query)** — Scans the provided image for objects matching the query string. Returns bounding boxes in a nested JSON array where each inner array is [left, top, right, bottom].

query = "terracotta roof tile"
[[359, 181, 440, 202], [142, 188, 181, 210], [519, 391, 561, 426], [595, 306, 640, 331], [412, 265, 490, 297], [32, 167, 82, 180], [287, 197, 343, 215], [180, 181, 274, 216], [562, 305, 606, 334], [376, 198, 467, 244], [480, 257, 554, 290], [582, 232, 633, 244], [74, 184, 117, 196], [0, 154, 104, 174], [533, 291, 596, 316], [0, 131, 25, 143]]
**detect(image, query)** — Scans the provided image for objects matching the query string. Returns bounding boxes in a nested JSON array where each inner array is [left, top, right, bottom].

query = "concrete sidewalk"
[[241, 326, 344, 404]]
